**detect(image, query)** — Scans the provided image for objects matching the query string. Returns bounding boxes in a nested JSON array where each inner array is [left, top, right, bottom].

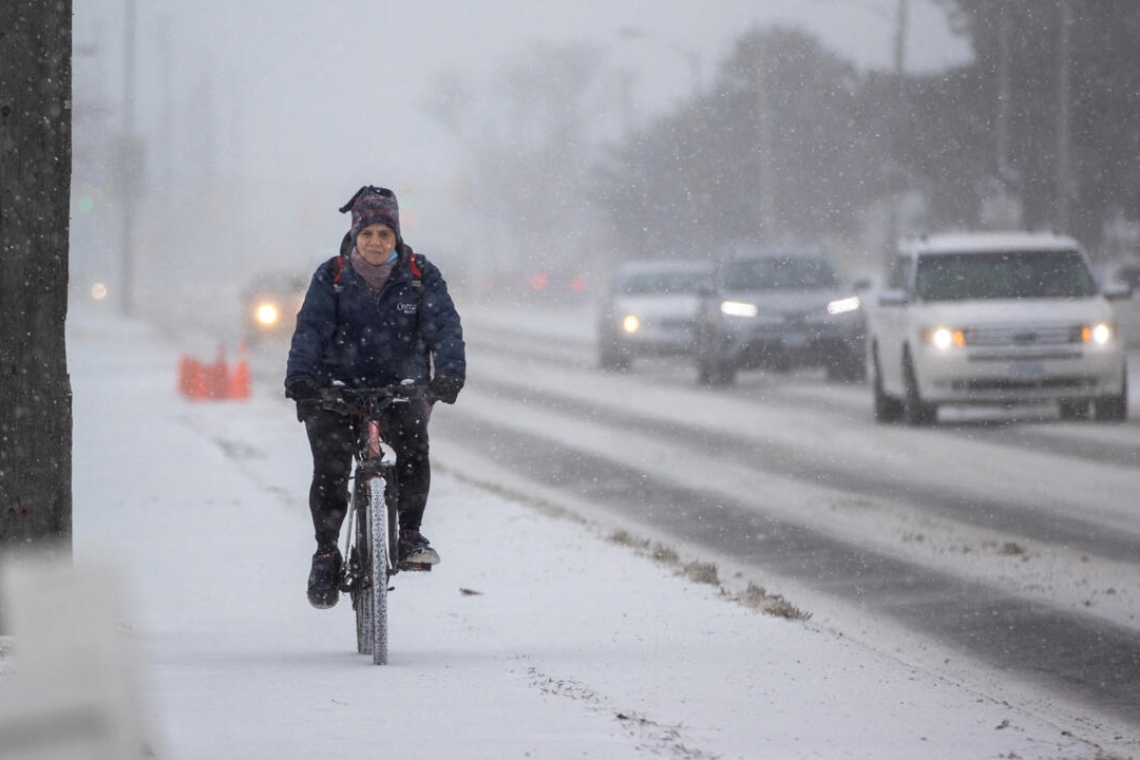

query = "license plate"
[[1010, 362, 1045, 381], [784, 332, 810, 349]]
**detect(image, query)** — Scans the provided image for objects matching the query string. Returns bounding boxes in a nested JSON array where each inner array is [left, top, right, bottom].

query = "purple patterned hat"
[[339, 185, 400, 241]]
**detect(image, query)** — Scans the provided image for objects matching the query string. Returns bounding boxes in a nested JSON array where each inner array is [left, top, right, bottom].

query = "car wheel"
[[902, 351, 937, 426], [1093, 367, 1128, 422], [871, 346, 903, 423], [599, 347, 631, 371], [697, 354, 736, 386]]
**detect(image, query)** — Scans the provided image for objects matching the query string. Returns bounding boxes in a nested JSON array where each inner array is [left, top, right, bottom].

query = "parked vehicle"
[[597, 260, 714, 370], [693, 250, 867, 384], [868, 231, 1131, 424]]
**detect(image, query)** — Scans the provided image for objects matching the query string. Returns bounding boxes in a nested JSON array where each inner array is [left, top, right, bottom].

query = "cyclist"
[[285, 185, 466, 609]]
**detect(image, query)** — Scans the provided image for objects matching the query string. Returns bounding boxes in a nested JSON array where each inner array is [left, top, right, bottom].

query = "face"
[[355, 223, 397, 265]]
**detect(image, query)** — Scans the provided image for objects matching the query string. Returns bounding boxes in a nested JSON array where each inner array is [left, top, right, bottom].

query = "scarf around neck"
[[350, 249, 397, 293]]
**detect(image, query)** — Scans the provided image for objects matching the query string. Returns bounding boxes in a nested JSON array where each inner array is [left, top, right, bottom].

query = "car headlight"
[[622, 314, 641, 334], [255, 302, 281, 327], [826, 295, 860, 315], [721, 301, 759, 318], [921, 326, 965, 350], [1082, 322, 1115, 345]]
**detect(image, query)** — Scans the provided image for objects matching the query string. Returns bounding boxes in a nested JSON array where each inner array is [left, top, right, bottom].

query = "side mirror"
[[877, 288, 909, 307], [1103, 282, 1133, 300]]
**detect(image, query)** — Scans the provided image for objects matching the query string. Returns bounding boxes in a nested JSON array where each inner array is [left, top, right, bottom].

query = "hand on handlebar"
[[428, 373, 463, 405]]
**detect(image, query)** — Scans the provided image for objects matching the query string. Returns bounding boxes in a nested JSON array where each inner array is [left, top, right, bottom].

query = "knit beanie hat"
[[339, 185, 400, 241]]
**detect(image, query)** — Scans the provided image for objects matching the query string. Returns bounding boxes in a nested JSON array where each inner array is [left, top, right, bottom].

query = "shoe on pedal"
[[398, 528, 440, 567], [307, 549, 342, 609]]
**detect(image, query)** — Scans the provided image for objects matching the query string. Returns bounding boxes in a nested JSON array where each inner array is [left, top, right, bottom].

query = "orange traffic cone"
[[187, 358, 209, 400], [207, 344, 230, 399], [230, 341, 250, 400]]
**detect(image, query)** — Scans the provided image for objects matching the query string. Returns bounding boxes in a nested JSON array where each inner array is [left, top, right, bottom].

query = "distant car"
[[597, 260, 714, 370], [868, 231, 1131, 424], [693, 251, 867, 384], [241, 271, 307, 342]]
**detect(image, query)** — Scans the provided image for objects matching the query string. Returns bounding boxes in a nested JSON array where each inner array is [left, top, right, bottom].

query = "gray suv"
[[694, 252, 867, 385]]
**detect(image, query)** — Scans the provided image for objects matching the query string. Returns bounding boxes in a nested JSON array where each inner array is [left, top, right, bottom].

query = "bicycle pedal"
[[399, 562, 433, 572]]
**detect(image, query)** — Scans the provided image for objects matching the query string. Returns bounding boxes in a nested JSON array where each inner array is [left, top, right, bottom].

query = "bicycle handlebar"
[[317, 382, 428, 416]]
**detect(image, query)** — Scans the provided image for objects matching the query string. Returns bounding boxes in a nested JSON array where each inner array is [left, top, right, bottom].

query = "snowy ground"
[[0, 306, 1127, 759]]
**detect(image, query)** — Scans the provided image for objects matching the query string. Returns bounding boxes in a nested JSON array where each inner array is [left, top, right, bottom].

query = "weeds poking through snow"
[[606, 530, 810, 620], [737, 583, 812, 621], [683, 561, 719, 585], [651, 544, 679, 564], [609, 530, 649, 550]]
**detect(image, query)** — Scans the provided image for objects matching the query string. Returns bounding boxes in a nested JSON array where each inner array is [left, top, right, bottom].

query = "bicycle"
[[317, 381, 432, 665]]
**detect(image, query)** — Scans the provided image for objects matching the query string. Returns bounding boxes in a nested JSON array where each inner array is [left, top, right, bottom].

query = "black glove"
[[428, 373, 463, 405], [286, 379, 321, 422]]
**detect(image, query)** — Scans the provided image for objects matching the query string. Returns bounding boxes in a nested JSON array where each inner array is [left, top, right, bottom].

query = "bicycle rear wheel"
[[351, 477, 374, 655]]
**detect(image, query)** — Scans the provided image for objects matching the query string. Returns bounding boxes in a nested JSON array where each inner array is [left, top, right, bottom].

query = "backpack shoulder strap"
[[408, 254, 424, 296], [332, 255, 345, 293]]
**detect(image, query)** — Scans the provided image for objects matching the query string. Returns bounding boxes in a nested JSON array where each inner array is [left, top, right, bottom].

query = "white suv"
[[869, 231, 1131, 424]]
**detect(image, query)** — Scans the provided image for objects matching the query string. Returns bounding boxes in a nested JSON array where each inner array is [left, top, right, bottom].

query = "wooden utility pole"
[[1055, 0, 1073, 234], [996, 4, 1012, 181], [884, 0, 909, 268], [0, 1, 74, 554], [756, 53, 777, 245]]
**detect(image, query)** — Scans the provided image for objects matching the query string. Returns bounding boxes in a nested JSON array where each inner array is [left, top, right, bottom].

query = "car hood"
[[914, 297, 1115, 326], [722, 288, 853, 315], [610, 293, 703, 318]]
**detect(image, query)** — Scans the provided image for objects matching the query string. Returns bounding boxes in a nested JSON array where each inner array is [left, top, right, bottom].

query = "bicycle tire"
[[368, 465, 399, 665], [351, 476, 374, 656]]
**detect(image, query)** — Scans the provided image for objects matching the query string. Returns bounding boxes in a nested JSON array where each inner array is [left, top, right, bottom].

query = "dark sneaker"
[[307, 549, 342, 609], [398, 528, 440, 567]]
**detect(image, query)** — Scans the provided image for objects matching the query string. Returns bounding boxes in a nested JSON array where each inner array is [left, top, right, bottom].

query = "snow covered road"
[[1, 305, 1133, 759]]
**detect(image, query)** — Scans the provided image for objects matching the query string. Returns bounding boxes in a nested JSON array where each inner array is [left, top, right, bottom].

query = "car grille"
[[964, 323, 1081, 346], [951, 376, 1096, 392]]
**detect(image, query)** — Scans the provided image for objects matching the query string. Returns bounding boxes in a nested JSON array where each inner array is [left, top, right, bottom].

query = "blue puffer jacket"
[[285, 237, 465, 390]]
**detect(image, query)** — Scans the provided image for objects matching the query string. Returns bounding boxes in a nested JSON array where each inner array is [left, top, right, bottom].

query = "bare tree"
[[0, 1, 74, 554]]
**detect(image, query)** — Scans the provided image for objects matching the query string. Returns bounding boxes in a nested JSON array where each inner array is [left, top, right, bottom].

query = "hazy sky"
[[73, 0, 969, 283]]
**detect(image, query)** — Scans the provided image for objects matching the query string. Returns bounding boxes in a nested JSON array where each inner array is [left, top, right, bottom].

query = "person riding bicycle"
[[285, 185, 466, 609]]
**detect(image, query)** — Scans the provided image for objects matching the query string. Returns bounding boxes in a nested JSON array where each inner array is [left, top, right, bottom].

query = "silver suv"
[[694, 251, 867, 384], [869, 231, 1131, 424]]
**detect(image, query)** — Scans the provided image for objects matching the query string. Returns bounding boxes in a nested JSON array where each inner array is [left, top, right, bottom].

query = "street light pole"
[[120, 0, 136, 317]]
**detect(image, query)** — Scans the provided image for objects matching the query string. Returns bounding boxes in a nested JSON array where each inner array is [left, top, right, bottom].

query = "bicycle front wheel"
[[368, 466, 398, 665]]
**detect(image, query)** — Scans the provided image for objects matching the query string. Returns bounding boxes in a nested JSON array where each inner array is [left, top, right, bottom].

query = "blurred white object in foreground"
[[0, 552, 156, 759]]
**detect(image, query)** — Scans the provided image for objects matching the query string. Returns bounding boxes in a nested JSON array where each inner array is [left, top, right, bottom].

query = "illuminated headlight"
[[721, 301, 759, 318], [921, 326, 965, 350], [256, 303, 280, 326], [827, 295, 860, 315], [1082, 322, 1114, 345], [621, 314, 641, 334]]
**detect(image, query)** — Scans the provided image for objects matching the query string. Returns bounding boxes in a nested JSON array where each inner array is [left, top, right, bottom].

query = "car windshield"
[[914, 249, 1098, 301], [619, 270, 710, 295], [722, 258, 840, 290]]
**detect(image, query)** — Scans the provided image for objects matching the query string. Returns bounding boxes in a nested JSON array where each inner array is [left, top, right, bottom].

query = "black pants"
[[303, 397, 431, 554]]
